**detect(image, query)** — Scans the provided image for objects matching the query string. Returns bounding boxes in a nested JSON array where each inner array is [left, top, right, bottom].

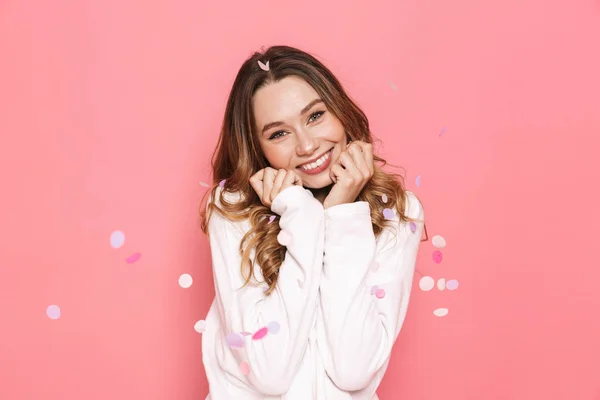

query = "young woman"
[[199, 45, 426, 399]]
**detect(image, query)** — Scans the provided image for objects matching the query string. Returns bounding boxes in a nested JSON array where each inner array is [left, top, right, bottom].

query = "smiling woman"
[[198, 45, 427, 400]]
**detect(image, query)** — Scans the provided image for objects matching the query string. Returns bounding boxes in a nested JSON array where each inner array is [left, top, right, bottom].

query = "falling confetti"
[[446, 279, 459, 290], [382, 208, 394, 220], [46, 305, 61, 320], [277, 230, 293, 246], [194, 320, 206, 333], [199, 181, 210, 187], [419, 276, 435, 291], [258, 60, 270, 71], [262, 286, 269, 292], [240, 361, 250, 375], [433, 308, 449, 317], [370, 285, 379, 295], [219, 179, 226, 188], [252, 327, 269, 340], [382, 194, 388, 203], [268, 215, 276, 224], [179, 273, 193, 288], [432, 235, 446, 248], [375, 289, 386, 299], [267, 321, 280, 334], [110, 230, 125, 249], [439, 127, 446, 137], [432, 250, 443, 264], [125, 253, 141, 264], [437, 278, 446, 291], [416, 175, 421, 188], [409, 222, 417, 233], [388, 80, 398, 91], [226, 333, 244, 348], [240, 331, 253, 336]]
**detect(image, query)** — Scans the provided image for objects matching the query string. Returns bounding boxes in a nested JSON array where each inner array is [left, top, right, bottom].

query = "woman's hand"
[[249, 167, 303, 208], [323, 141, 374, 209]]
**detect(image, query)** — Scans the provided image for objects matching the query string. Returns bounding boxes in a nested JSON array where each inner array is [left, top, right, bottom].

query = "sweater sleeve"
[[207, 185, 325, 396], [316, 191, 424, 391]]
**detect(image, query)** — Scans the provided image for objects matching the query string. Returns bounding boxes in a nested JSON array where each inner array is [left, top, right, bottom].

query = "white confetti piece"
[[437, 278, 446, 291], [267, 321, 280, 334], [179, 273, 193, 288], [199, 181, 210, 187], [258, 60, 270, 71], [446, 279, 459, 290], [370, 285, 379, 295], [388, 80, 398, 91], [277, 230, 293, 246], [433, 308, 449, 317], [46, 305, 61, 320], [432, 235, 446, 248], [110, 230, 125, 249], [194, 320, 206, 333], [382, 194, 388, 203], [419, 276, 435, 291]]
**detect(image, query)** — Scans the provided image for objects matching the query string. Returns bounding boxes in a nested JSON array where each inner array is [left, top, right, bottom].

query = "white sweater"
[[202, 185, 424, 399]]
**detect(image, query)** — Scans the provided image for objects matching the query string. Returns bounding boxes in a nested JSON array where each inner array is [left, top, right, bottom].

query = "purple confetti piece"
[[268, 215, 276, 224], [409, 222, 417, 233], [252, 327, 269, 340], [226, 333, 245, 348], [382, 208, 394, 220], [446, 279, 459, 290], [125, 253, 141, 264], [267, 321, 280, 334], [46, 305, 61, 320], [432, 250, 443, 264], [439, 127, 446, 136], [416, 175, 421, 187], [370, 285, 379, 295], [219, 179, 226, 188]]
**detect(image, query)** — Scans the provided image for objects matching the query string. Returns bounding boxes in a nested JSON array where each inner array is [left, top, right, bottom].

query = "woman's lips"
[[297, 149, 333, 175]]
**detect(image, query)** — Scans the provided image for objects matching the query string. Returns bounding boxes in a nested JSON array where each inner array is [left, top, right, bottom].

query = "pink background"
[[1, 0, 599, 399]]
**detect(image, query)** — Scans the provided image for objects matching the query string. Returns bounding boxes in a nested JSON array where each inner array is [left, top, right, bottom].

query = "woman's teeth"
[[299, 150, 331, 171]]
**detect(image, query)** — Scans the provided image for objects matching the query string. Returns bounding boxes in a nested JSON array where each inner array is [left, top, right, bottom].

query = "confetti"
[[240, 331, 253, 336], [199, 181, 210, 187], [219, 179, 226, 188], [268, 215, 276, 224], [125, 253, 141, 264], [226, 333, 244, 348], [416, 175, 421, 187], [267, 321, 280, 334], [432, 235, 446, 248], [375, 289, 386, 299], [409, 222, 417, 233], [370, 285, 379, 295], [432, 250, 443, 264], [262, 286, 269, 292], [382, 194, 388, 203], [433, 308, 449, 317], [252, 327, 269, 340], [194, 320, 206, 333], [419, 276, 435, 291], [446, 279, 459, 290], [258, 60, 270, 71], [179, 273, 193, 288], [437, 278, 446, 291], [46, 305, 61, 320], [388, 80, 398, 91], [110, 230, 125, 249], [277, 230, 293, 246], [382, 208, 394, 220], [240, 361, 250, 375], [439, 127, 446, 137]]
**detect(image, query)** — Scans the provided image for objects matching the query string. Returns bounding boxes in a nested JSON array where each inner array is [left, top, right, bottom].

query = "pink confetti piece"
[[277, 230, 293, 246], [240, 361, 250, 375], [240, 331, 253, 336], [375, 289, 386, 299], [258, 60, 270, 71], [267, 321, 280, 334], [268, 215, 276, 224], [382, 194, 388, 203], [125, 253, 141, 264], [382, 208, 394, 220], [219, 179, 226, 188], [432, 250, 443, 264], [446, 279, 459, 290], [226, 333, 244, 348], [370, 285, 379, 295], [409, 222, 417, 233], [252, 327, 269, 340]]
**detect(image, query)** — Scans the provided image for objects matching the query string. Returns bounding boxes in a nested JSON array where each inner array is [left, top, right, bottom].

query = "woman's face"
[[252, 76, 347, 189]]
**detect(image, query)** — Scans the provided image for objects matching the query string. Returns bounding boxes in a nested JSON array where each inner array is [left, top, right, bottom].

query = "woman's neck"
[[308, 184, 333, 205]]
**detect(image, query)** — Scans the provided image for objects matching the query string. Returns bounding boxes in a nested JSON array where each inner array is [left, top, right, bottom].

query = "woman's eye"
[[269, 131, 286, 140], [309, 111, 325, 123]]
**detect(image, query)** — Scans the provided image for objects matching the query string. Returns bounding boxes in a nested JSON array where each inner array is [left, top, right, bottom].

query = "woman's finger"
[[271, 169, 287, 201]]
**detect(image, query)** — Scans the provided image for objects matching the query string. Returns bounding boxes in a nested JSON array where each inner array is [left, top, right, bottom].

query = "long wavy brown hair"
[[199, 45, 427, 295]]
